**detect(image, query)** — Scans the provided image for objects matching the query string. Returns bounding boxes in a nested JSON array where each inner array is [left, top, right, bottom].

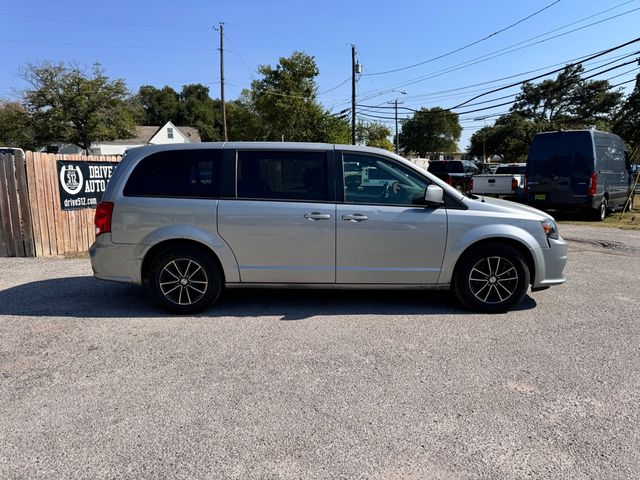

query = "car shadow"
[[0, 276, 537, 320]]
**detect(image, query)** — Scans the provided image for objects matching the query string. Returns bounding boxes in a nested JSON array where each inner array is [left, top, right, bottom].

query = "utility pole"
[[389, 99, 404, 154], [388, 90, 406, 154], [473, 115, 488, 162], [351, 45, 356, 145], [218, 22, 228, 142]]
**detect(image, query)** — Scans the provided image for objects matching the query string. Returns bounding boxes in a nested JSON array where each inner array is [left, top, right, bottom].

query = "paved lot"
[[1, 225, 639, 479]]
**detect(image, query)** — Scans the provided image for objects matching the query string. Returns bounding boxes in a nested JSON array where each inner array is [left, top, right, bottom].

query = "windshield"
[[527, 132, 593, 176]]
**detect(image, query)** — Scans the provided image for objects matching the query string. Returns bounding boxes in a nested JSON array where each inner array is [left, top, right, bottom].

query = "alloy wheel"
[[468, 256, 519, 305], [158, 258, 209, 305]]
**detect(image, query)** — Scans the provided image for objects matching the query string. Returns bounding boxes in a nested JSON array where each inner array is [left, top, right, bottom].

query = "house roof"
[[101, 125, 201, 145]]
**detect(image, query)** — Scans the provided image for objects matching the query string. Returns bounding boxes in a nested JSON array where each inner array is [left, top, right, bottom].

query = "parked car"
[[427, 160, 478, 192], [525, 130, 632, 220], [471, 163, 526, 199], [90, 143, 567, 314]]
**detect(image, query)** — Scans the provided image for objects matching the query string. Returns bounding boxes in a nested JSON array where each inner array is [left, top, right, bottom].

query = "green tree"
[[320, 114, 351, 144], [356, 120, 393, 151], [248, 51, 331, 142], [467, 64, 625, 161], [22, 62, 136, 153], [179, 84, 221, 141], [468, 113, 540, 162], [226, 95, 262, 141], [512, 64, 622, 129], [0, 101, 36, 149], [613, 72, 640, 152], [136, 85, 181, 125], [399, 107, 461, 156]]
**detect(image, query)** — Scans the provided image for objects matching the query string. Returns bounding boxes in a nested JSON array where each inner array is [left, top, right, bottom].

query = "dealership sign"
[[57, 161, 116, 210]]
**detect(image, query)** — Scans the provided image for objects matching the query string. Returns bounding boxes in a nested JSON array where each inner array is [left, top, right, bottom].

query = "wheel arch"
[[141, 239, 226, 286], [451, 237, 536, 287]]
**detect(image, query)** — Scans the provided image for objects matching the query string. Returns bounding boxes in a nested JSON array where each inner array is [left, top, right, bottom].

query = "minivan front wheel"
[[147, 246, 222, 314], [453, 244, 530, 313]]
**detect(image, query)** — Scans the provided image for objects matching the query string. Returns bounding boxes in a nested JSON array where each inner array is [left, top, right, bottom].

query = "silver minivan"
[[90, 143, 567, 313]]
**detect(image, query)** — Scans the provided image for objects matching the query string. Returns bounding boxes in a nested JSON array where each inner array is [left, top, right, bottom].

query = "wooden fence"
[[0, 152, 34, 257], [0, 151, 120, 257]]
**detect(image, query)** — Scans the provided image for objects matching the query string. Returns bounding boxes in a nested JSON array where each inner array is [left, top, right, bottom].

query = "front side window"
[[342, 154, 428, 205], [237, 150, 328, 201], [123, 149, 220, 198]]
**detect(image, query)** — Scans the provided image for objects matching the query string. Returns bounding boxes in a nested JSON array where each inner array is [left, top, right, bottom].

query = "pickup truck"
[[427, 160, 478, 192], [471, 163, 526, 199]]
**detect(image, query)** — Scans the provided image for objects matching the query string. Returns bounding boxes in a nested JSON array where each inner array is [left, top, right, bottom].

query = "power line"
[[358, 56, 639, 113], [361, 6, 640, 103], [399, 49, 640, 105], [433, 55, 640, 109], [363, 0, 563, 76], [319, 77, 351, 95], [612, 77, 639, 88], [0, 12, 211, 30], [348, 3, 640, 106], [223, 22, 345, 46], [606, 66, 640, 81], [355, 59, 640, 124], [354, 47, 640, 110], [223, 33, 257, 82], [452, 36, 640, 108], [0, 36, 213, 51]]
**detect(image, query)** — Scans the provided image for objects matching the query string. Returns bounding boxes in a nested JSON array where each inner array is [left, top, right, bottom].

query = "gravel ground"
[[0, 224, 639, 479]]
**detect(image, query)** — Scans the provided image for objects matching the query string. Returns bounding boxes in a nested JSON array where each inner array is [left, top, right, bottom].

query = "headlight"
[[541, 220, 559, 240]]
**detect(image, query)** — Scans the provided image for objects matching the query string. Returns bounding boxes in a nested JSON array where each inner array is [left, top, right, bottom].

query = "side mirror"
[[424, 184, 444, 206]]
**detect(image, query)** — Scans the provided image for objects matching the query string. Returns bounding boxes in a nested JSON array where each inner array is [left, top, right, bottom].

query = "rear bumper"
[[526, 195, 600, 212], [89, 234, 143, 285]]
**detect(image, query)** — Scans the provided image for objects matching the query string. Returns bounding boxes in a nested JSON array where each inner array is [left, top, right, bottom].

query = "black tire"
[[592, 198, 607, 221], [453, 243, 530, 313], [146, 246, 222, 314]]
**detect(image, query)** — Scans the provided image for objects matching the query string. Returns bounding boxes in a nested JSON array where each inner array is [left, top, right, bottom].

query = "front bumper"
[[532, 236, 568, 288], [89, 234, 143, 285]]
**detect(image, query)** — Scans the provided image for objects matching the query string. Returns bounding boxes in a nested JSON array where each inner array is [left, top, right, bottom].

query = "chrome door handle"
[[304, 212, 331, 221], [342, 213, 368, 222]]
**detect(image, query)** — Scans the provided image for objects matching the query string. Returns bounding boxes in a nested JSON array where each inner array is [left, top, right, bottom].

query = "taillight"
[[512, 178, 518, 191], [588, 173, 597, 196], [468, 178, 473, 191], [446, 175, 453, 185], [94, 202, 114, 236]]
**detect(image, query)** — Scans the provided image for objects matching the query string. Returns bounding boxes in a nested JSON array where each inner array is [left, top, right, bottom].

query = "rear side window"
[[428, 161, 463, 173], [237, 150, 328, 201], [123, 149, 220, 198], [527, 132, 593, 176], [595, 138, 626, 173], [495, 165, 526, 174]]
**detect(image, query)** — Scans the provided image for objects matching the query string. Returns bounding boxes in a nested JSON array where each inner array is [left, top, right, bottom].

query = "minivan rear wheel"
[[453, 244, 530, 313], [147, 246, 222, 314]]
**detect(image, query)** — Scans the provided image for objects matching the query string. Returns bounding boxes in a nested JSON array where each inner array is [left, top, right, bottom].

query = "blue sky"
[[2, 0, 639, 150]]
